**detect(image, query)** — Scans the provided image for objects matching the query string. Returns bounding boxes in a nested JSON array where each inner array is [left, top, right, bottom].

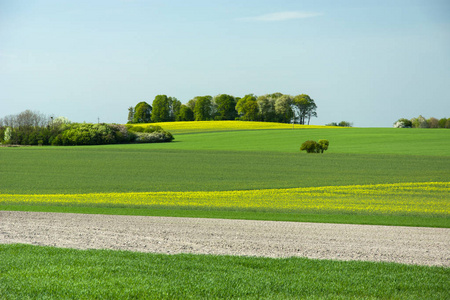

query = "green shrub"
[[300, 140, 319, 153], [318, 139, 329, 153], [301, 140, 329, 153], [143, 125, 163, 133], [134, 131, 174, 143]]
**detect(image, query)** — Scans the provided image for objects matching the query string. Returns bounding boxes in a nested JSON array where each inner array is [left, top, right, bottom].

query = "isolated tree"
[[132, 101, 152, 123], [193, 96, 213, 121], [213, 94, 237, 120], [176, 105, 194, 121]]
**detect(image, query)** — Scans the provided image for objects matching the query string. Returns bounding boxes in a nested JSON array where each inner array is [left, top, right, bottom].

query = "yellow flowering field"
[[1, 182, 448, 216], [135, 121, 340, 134]]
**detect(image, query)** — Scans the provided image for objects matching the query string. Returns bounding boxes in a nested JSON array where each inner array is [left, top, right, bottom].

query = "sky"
[[1, 0, 449, 127]]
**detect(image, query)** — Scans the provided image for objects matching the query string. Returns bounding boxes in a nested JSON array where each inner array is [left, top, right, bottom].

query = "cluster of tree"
[[300, 140, 329, 153], [394, 116, 450, 128], [325, 121, 353, 127], [0, 110, 173, 146], [128, 93, 318, 125]]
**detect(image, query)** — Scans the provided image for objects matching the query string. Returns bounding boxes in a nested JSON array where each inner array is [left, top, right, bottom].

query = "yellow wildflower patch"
[[1, 182, 448, 216], [134, 121, 342, 134]]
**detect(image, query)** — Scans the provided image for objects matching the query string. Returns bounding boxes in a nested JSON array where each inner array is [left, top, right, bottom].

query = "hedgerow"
[[1, 121, 173, 146]]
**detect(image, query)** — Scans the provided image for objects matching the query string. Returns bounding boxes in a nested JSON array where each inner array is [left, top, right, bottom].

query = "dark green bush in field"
[[318, 139, 329, 153], [301, 140, 329, 153], [300, 140, 319, 153]]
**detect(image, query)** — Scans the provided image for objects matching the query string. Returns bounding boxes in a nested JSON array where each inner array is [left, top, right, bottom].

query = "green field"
[[0, 126, 449, 226], [1, 128, 449, 194], [1, 123, 449, 298], [1, 244, 448, 299]]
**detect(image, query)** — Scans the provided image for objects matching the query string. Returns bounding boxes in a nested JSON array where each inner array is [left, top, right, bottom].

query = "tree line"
[[128, 93, 318, 125], [394, 116, 450, 128], [0, 110, 173, 146]]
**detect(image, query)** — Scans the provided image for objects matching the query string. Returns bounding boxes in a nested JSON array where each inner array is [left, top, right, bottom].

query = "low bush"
[[51, 123, 134, 146], [126, 125, 163, 133], [134, 131, 174, 143], [300, 140, 319, 153], [300, 140, 329, 153], [318, 139, 329, 153], [1, 121, 173, 146]]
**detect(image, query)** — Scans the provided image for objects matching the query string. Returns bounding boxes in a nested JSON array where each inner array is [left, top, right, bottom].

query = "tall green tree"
[[171, 98, 182, 121], [292, 94, 317, 125], [193, 96, 213, 121], [187, 98, 197, 111], [213, 94, 238, 120], [151, 95, 180, 122], [257, 94, 281, 122], [176, 105, 194, 121], [274, 95, 294, 123], [236, 94, 259, 121], [151, 95, 171, 122], [132, 102, 152, 123]]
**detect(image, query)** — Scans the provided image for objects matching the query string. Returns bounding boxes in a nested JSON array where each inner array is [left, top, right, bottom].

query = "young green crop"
[[0, 147, 448, 195], [1, 244, 448, 299]]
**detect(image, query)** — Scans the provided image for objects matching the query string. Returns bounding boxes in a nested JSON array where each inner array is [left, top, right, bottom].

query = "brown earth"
[[1, 211, 448, 267]]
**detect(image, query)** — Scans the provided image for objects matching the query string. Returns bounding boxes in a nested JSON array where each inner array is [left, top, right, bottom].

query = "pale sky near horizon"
[[1, 0, 449, 127]]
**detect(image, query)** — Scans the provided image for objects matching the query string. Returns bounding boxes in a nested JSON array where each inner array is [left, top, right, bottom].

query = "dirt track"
[[1, 211, 448, 267]]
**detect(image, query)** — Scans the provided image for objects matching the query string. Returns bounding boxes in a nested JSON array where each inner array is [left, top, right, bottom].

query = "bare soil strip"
[[1, 211, 448, 267]]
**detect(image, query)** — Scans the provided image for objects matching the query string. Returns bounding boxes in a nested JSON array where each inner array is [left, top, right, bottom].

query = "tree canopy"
[[292, 94, 317, 125], [132, 102, 152, 123], [193, 96, 213, 121], [128, 92, 319, 125]]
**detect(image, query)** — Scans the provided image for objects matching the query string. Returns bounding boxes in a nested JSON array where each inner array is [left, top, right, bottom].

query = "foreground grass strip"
[[1, 244, 447, 299], [1, 182, 448, 216]]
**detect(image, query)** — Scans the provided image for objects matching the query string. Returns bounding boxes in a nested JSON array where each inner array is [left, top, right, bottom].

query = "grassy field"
[[0, 122, 449, 227], [1, 121, 449, 298], [1, 244, 448, 299]]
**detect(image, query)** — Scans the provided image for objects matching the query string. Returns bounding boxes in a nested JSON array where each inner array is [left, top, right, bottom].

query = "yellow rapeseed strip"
[[135, 121, 342, 134], [1, 182, 448, 216]]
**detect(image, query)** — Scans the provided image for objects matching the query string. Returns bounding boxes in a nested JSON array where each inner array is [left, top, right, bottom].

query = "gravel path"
[[1, 211, 448, 267]]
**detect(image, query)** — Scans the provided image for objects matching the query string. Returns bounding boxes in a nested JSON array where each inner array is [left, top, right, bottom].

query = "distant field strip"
[[139, 121, 341, 134], [1, 182, 448, 216]]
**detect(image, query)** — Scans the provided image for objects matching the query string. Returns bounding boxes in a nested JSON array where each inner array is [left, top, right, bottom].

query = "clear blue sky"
[[1, 0, 449, 127]]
